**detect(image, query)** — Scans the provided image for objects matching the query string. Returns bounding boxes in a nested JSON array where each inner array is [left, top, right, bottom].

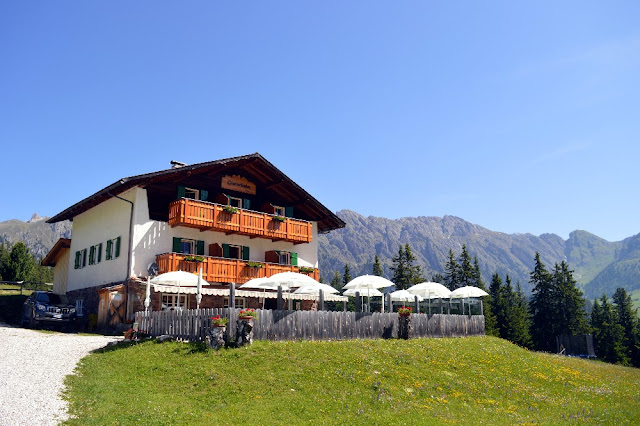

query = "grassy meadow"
[[63, 336, 640, 425]]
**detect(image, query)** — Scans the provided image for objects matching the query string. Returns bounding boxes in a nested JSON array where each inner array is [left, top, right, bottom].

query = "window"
[[161, 294, 188, 311], [184, 187, 199, 200], [180, 239, 196, 255], [172, 238, 204, 255], [88, 243, 102, 265], [228, 244, 241, 259], [273, 205, 286, 217], [223, 297, 246, 309], [227, 196, 243, 208], [74, 248, 88, 269], [222, 244, 249, 260], [279, 251, 291, 265], [106, 237, 121, 260]]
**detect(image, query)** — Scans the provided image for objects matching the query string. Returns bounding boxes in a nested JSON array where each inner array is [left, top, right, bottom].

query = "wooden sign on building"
[[221, 175, 256, 195]]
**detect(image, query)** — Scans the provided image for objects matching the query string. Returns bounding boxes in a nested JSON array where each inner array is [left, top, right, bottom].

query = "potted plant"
[[223, 205, 239, 214], [238, 308, 258, 320], [184, 255, 205, 263], [210, 315, 228, 327], [246, 261, 263, 268], [397, 306, 413, 316], [273, 215, 286, 222], [298, 266, 315, 274]]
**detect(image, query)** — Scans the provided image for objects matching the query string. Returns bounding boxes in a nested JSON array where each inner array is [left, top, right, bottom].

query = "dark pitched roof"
[[41, 238, 72, 267], [47, 153, 345, 233]]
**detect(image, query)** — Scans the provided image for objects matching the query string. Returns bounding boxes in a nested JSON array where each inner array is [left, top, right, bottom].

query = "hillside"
[[584, 233, 640, 300], [318, 210, 632, 296], [64, 337, 640, 424], [0, 214, 71, 260]]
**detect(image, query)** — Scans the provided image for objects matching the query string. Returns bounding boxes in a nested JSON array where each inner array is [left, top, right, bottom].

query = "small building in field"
[[44, 153, 345, 327]]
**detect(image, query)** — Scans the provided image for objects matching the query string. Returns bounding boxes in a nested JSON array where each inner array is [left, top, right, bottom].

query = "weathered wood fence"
[[135, 308, 485, 342]]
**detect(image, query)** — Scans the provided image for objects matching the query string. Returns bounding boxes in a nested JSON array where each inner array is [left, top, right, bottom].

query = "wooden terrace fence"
[[135, 308, 485, 342]]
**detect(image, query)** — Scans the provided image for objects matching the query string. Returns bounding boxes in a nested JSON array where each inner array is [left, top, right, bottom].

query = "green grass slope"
[[63, 337, 640, 425]]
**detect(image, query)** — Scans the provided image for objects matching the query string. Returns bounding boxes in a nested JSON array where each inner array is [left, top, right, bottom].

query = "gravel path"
[[0, 323, 121, 426]]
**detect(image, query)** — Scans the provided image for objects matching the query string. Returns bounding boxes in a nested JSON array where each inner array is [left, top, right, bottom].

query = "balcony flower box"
[[246, 261, 263, 268], [223, 206, 239, 214]]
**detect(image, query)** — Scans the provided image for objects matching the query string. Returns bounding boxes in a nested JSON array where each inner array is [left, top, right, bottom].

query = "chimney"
[[170, 160, 187, 169]]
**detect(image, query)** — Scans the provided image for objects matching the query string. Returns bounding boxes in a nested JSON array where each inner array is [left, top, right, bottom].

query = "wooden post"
[[343, 299, 347, 312], [480, 298, 484, 315], [277, 285, 283, 310], [229, 282, 235, 309], [439, 298, 443, 314], [385, 293, 391, 313], [414, 295, 419, 314], [319, 290, 325, 311], [355, 291, 361, 313]]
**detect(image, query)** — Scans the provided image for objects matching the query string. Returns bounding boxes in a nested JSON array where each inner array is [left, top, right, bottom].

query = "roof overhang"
[[41, 238, 71, 267], [47, 153, 345, 233]]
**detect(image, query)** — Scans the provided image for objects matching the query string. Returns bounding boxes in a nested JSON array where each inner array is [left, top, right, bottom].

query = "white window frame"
[[227, 196, 243, 208], [161, 294, 188, 311], [273, 205, 286, 216], [279, 251, 291, 265], [228, 244, 242, 260], [180, 238, 196, 255], [184, 187, 199, 200]]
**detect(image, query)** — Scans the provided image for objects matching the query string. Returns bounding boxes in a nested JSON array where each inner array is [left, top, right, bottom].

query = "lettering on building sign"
[[221, 175, 257, 195]]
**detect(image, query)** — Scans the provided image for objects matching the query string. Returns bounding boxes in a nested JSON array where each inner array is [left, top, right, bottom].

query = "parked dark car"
[[21, 291, 76, 329]]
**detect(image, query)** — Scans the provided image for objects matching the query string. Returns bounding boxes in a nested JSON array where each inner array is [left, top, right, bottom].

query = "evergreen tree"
[[6, 242, 36, 282], [372, 254, 383, 277], [390, 244, 422, 290], [509, 281, 533, 348], [591, 295, 627, 364], [0, 241, 9, 280], [431, 272, 444, 284], [330, 271, 341, 290], [484, 273, 503, 337], [457, 245, 474, 288], [443, 249, 460, 291], [553, 261, 589, 336], [529, 253, 557, 352], [612, 288, 639, 367], [472, 257, 486, 290], [342, 264, 352, 287]]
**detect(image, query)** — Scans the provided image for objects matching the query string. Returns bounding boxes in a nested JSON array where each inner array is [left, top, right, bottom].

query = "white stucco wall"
[[66, 188, 135, 291], [52, 249, 70, 295]]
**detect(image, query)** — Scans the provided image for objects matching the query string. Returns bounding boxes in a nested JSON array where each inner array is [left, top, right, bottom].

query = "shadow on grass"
[[91, 338, 211, 354]]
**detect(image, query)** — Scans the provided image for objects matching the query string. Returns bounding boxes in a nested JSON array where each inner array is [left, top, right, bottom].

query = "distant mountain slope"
[[318, 210, 628, 296], [0, 214, 71, 259], [584, 233, 640, 299]]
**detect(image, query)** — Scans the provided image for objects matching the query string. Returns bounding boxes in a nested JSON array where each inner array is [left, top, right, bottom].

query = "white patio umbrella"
[[264, 272, 319, 289], [343, 288, 383, 297], [450, 286, 489, 315], [151, 270, 209, 311], [240, 277, 291, 309], [389, 289, 423, 302], [408, 282, 452, 314], [344, 275, 394, 312], [293, 283, 339, 295], [196, 268, 203, 310]]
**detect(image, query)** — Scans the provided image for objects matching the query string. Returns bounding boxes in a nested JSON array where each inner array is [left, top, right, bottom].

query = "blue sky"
[[1, 2, 638, 242]]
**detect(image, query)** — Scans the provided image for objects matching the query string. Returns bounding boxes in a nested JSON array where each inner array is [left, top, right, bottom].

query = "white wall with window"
[[66, 188, 134, 291]]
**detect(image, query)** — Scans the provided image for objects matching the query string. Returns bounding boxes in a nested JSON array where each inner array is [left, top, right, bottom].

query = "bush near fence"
[[135, 308, 485, 342]]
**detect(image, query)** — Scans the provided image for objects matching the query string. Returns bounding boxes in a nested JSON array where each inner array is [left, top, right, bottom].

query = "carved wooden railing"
[[168, 199, 312, 244], [156, 253, 319, 284]]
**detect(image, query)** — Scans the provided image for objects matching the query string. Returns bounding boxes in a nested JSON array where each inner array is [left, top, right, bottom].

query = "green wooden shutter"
[[285, 207, 294, 218], [291, 252, 298, 266], [173, 237, 182, 253], [97, 243, 102, 263], [74, 251, 80, 269], [89, 246, 95, 265], [200, 190, 209, 201], [196, 240, 205, 255], [243, 198, 251, 210], [222, 243, 230, 258], [106, 240, 112, 260], [115, 237, 121, 258], [82, 249, 87, 268], [177, 186, 186, 199], [242, 246, 250, 261]]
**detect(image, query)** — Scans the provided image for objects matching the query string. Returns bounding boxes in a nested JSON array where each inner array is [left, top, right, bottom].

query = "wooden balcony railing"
[[168, 199, 313, 244], [156, 253, 320, 284]]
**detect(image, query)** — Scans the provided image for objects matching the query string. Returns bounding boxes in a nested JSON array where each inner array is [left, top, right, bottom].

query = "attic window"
[[184, 188, 199, 200], [227, 196, 243, 208]]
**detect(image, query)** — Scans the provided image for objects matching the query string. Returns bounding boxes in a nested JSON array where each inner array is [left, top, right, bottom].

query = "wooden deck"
[[168, 199, 313, 244], [156, 252, 319, 284]]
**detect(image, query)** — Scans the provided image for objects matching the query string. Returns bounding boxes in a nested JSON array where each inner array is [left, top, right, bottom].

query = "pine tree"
[[591, 294, 627, 364], [391, 244, 423, 290], [7, 242, 36, 282], [484, 273, 503, 337], [330, 271, 341, 290], [431, 272, 444, 283], [342, 264, 352, 287], [529, 253, 557, 352], [472, 257, 486, 290], [443, 249, 460, 291], [457, 245, 474, 288], [553, 261, 588, 336], [372, 254, 383, 277], [509, 281, 533, 348], [612, 288, 639, 367]]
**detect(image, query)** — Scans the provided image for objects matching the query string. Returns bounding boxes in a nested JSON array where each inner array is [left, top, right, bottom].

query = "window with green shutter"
[[173, 237, 182, 253], [291, 252, 298, 266], [222, 243, 230, 258], [114, 237, 121, 258], [196, 240, 205, 256], [177, 186, 186, 199], [89, 246, 95, 265], [81, 249, 87, 268], [74, 251, 81, 269], [97, 243, 102, 263], [200, 190, 208, 202], [285, 207, 294, 218], [243, 198, 251, 210], [106, 240, 112, 260], [242, 246, 250, 261]]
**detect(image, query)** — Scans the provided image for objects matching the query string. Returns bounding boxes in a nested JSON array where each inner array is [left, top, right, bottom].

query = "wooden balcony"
[[156, 252, 320, 284], [168, 199, 313, 244]]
